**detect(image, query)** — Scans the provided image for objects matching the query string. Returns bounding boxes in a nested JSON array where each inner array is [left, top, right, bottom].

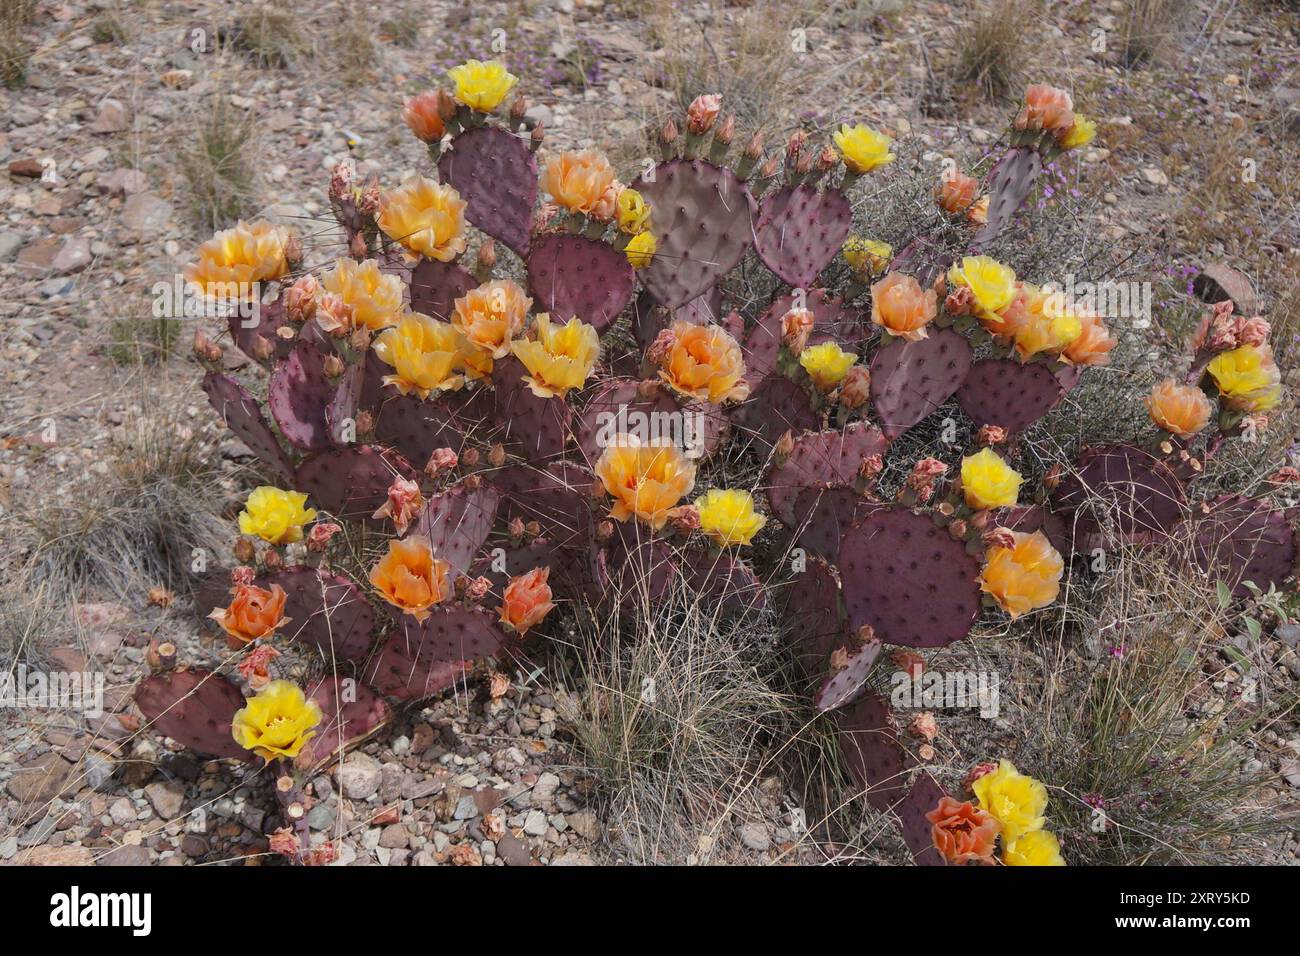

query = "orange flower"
[[979, 530, 1063, 619], [935, 169, 980, 216], [185, 220, 291, 295], [870, 272, 937, 342], [657, 320, 750, 404], [451, 279, 531, 361], [402, 91, 446, 144], [499, 567, 556, 635], [1015, 83, 1075, 134], [925, 796, 1000, 865], [1061, 310, 1116, 366], [378, 176, 467, 262], [209, 583, 289, 645], [595, 437, 697, 530], [319, 258, 405, 332], [369, 537, 454, 621], [1147, 378, 1213, 438], [539, 150, 617, 216]]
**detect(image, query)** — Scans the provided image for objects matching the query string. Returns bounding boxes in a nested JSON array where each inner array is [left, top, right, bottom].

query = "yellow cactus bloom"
[[625, 231, 657, 269], [843, 237, 892, 275], [1003, 829, 1066, 866], [447, 59, 517, 112], [1059, 113, 1097, 150], [452, 279, 531, 361], [540, 150, 617, 216], [949, 255, 1018, 319], [960, 448, 1022, 510], [238, 487, 317, 545], [799, 341, 859, 392], [373, 312, 468, 399], [979, 530, 1063, 618], [319, 258, 405, 331], [1206, 344, 1282, 413], [231, 680, 323, 761], [972, 759, 1049, 843], [511, 314, 600, 398], [1147, 378, 1213, 438], [595, 437, 697, 530], [658, 321, 750, 404], [378, 176, 467, 262], [695, 489, 767, 546], [185, 220, 291, 295], [1007, 285, 1083, 360], [832, 123, 895, 174], [616, 187, 651, 235]]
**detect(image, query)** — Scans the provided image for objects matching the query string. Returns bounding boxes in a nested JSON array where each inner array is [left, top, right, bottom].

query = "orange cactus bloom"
[[185, 220, 291, 295], [657, 320, 750, 404], [499, 567, 557, 635], [1146, 378, 1213, 438], [539, 150, 617, 216], [402, 91, 446, 144], [319, 258, 405, 332], [1015, 83, 1075, 134], [979, 530, 1063, 619], [595, 437, 697, 530], [452, 279, 531, 360], [378, 176, 467, 262], [870, 272, 937, 342], [935, 169, 980, 216], [209, 583, 289, 645], [1061, 310, 1117, 366], [369, 537, 454, 621], [925, 796, 1000, 865]]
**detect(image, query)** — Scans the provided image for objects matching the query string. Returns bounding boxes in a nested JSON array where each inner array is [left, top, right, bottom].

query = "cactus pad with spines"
[[257, 567, 377, 661], [835, 691, 908, 811], [729, 374, 818, 453], [268, 338, 337, 451], [838, 507, 982, 648], [1051, 444, 1187, 548], [814, 637, 883, 714], [411, 481, 500, 573], [134, 669, 248, 760], [752, 184, 853, 288], [897, 773, 948, 866], [632, 159, 757, 308], [409, 258, 477, 321], [526, 234, 635, 332], [438, 125, 537, 255], [364, 630, 471, 701], [742, 289, 868, 386], [490, 355, 574, 462], [971, 146, 1041, 250], [765, 422, 889, 527], [202, 372, 294, 480], [490, 462, 595, 547], [1180, 495, 1296, 597], [956, 357, 1065, 435], [295, 444, 417, 520], [392, 603, 515, 666], [869, 327, 974, 440], [302, 676, 391, 769]]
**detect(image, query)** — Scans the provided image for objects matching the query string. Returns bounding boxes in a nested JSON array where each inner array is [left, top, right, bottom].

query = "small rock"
[[1141, 167, 1169, 187], [522, 810, 548, 836], [1282, 759, 1300, 788], [337, 752, 381, 800], [378, 824, 409, 849], [99, 844, 151, 866], [52, 236, 91, 274], [144, 780, 185, 819], [7, 159, 43, 178], [108, 797, 136, 826], [91, 99, 131, 133], [120, 193, 173, 234], [739, 822, 770, 852]]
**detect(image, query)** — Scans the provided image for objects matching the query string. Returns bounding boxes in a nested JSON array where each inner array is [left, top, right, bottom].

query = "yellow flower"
[[373, 312, 468, 398], [184, 220, 291, 295], [1003, 829, 1066, 866], [1059, 113, 1097, 150], [625, 231, 657, 269], [843, 237, 892, 275], [540, 150, 617, 216], [231, 680, 322, 761], [238, 487, 317, 544], [616, 187, 651, 235], [960, 448, 1022, 510], [799, 341, 859, 392], [979, 530, 1063, 618], [1007, 285, 1083, 360], [319, 258, 405, 331], [695, 489, 766, 546], [971, 759, 1048, 843], [948, 255, 1017, 319], [447, 59, 517, 112], [595, 437, 697, 530], [511, 314, 600, 398], [378, 176, 467, 262], [1206, 344, 1282, 413], [832, 123, 895, 174], [658, 321, 750, 404], [452, 279, 531, 361]]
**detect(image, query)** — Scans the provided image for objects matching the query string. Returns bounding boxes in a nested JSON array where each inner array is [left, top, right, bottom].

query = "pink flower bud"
[[686, 94, 722, 134]]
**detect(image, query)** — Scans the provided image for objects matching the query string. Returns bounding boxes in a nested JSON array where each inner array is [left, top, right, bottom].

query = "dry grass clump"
[[1031, 551, 1294, 864], [230, 4, 309, 69], [14, 389, 230, 605], [557, 556, 801, 864], [332, 3, 380, 87], [0, 0, 36, 89], [1115, 0, 1191, 69], [951, 0, 1029, 101], [175, 93, 263, 230]]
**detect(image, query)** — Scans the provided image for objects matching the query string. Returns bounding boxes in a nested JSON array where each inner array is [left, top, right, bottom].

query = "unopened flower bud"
[[233, 537, 256, 563], [947, 519, 968, 540], [323, 354, 345, 379], [350, 325, 371, 352], [477, 238, 497, 272], [981, 526, 1017, 550], [509, 96, 527, 125], [282, 233, 304, 269], [425, 446, 458, 477], [251, 334, 275, 361], [714, 113, 735, 145], [759, 153, 781, 179], [660, 116, 679, 145], [686, 94, 722, 134], [530, 124, 545, 149], [461, 447, 480, 468], [464, 474, 483, 491], [467, 576, 491, 601], [818, 145, 838, 172], [977, 424, 1007, 446], [667, 504, 700, 534], [780, 308, 814, 355], [635, 378, 661, 399], [306, 521, 340, 552], [839, 365, 870, 409], [285, 275, 319, 324], [775, 430, 795, 458], [231, 565, 256, 587], [488, 443, 506, 467], [743, 129, 764, 160], [524, 520, 540, 538], [647, 328, 678, 365], [355, 409, 374, 437], [508, 516, 526, 543], [262, 547, 283, 571], [348, 231, 369, 260], [596, 520, 615, 543], [858, 453, 884, 480], [436, 89, 458, 122]]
